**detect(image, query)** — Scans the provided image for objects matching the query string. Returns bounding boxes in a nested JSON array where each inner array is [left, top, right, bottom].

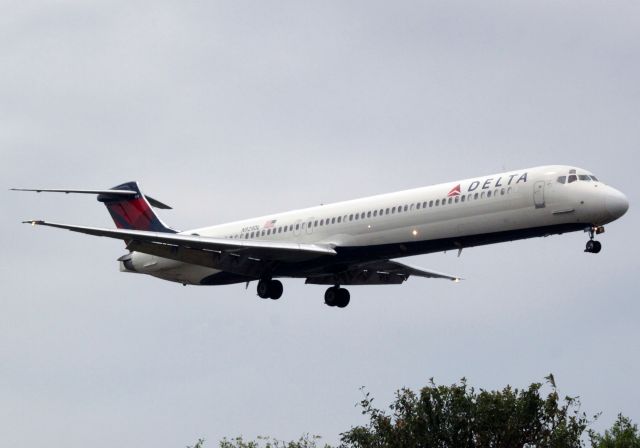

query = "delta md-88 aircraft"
[[14, 165, 628, 309]]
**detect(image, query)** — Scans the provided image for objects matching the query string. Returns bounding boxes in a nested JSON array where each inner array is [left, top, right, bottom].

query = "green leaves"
[[590, 414, 640, 448], [340, 376, 593, 448]]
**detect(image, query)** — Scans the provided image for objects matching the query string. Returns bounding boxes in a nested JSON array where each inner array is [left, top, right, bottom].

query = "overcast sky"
[[1, 1, 639, 446]]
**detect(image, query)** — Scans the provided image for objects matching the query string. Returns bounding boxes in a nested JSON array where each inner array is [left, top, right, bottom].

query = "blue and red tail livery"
[[97, 182, 175, 233]]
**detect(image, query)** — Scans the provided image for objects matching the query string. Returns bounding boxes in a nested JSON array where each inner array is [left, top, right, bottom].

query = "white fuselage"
[[125, 165, 628, 285]]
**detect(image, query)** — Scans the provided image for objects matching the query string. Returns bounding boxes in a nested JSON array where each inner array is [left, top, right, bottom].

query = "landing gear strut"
[[585, 226, 603, 254], [257, 279, 283, 300], [324, 286, 350, 308]]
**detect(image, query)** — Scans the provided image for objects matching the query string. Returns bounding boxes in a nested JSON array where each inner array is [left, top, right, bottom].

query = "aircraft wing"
[[22, 220, 336, 264], [305, 259, 461, 285]]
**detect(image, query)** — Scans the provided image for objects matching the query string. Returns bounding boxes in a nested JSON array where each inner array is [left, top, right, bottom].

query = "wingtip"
[[22, 219, 44, 225]]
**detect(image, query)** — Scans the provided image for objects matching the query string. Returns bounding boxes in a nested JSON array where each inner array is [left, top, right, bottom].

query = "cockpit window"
[[590, 175, 599, 181], [557, 176, 566, 184], [568, 174, 577, 183], [578, 175, 591, 181]]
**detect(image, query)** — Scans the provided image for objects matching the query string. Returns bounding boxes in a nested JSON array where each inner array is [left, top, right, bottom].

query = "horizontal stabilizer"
[[10, 187, 172, 209]]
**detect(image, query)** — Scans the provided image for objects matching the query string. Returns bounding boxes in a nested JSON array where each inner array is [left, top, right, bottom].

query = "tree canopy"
[[189, 376, 638, 448]]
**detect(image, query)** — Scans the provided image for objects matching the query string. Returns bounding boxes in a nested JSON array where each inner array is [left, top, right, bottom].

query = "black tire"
[[585, 240, 595, 253], [257, 280, 271, 299], [592, 241, 602, 254], [269, 280, 283, 300], [324, 287, 338, 306], [336, 288, 351, 308]]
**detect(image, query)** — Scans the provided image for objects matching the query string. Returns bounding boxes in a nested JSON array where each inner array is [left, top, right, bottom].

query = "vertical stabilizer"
[[97, 182, 176, 233]]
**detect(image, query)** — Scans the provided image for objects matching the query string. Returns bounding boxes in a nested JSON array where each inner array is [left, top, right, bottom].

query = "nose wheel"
[[585, 240, 602, 254], [585, 226, 603, 254]]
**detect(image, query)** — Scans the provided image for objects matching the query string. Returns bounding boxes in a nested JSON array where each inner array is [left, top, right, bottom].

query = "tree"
[[217, 435, 331, 448], [339, 375, 594, 448], [591, 414, 640, 448]]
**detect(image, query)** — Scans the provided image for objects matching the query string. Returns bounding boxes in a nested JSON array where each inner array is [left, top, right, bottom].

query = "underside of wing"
[[305, 259, 461, 285]]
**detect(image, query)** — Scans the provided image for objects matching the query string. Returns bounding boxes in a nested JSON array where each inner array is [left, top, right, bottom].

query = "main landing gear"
[[585, 226, 604, 254], [255, 280, 351, 308], [257, 279, 283, 300], [324, 286, 350, 308]]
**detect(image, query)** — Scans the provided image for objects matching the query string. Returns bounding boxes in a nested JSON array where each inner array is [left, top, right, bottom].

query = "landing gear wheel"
[[257, 279, 284, 299], [257, 280, 271, 299], [336, 288, 350, 308], [325, 287, 350, 308], [585, 240, 602, 254], [269, 280, 283, 300], [324, 286, 338, 307], [585, 240, 595, 253]]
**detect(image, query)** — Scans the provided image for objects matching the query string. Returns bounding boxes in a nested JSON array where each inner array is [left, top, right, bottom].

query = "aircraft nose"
[[605, 188, 629, 220]]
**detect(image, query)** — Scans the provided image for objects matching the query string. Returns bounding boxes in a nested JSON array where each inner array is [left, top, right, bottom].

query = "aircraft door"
[[306, 217, 315, 235], [533, 181, 545, 208]]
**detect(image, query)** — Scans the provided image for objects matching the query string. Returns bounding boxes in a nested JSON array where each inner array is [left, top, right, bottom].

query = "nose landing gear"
[[585, 226, 604, 254]]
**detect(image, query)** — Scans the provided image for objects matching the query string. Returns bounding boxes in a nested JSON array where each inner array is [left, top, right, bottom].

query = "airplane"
[[13, 165, 628, 308]]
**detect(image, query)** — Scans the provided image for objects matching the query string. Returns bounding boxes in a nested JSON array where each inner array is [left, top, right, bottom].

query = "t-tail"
[[11, 181, 177, 233]]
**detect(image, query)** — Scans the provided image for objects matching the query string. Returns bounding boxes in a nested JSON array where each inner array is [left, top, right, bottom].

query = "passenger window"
[[416, 203, 421, 210], [337, 217, 341, 223], [423, 201, 428, 208], [429, 200, 433, 207], [404, 205, 408, 212], [557, 176, 566, 184], [379, 209, 384, 215], [487, 191, 492, 198], [391, 207, 396, 213], [361, 212, 366, 219], [385, 208, 390, 215], [435, 199, 439, 206], [245, 234, 249, 239], [349, 214, 353, 221], [331, 217, 336, 224], [501, 188, 505, 195], [448, 198, 452, 204], [461, 195, 465, 202], [568, 175, 577, 183], [474, 193, 479, 200], [295, 224, 299, 230], [454, 196, 459, 203], [373, 210, 378, 216], [314, 220, 318, 226]]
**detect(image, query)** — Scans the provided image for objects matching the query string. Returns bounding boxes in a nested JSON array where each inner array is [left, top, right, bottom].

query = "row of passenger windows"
[[227, 187, 514, 239]]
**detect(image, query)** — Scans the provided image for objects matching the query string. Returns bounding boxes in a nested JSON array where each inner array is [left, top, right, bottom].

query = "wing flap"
[[305, 259, 461, 285]]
